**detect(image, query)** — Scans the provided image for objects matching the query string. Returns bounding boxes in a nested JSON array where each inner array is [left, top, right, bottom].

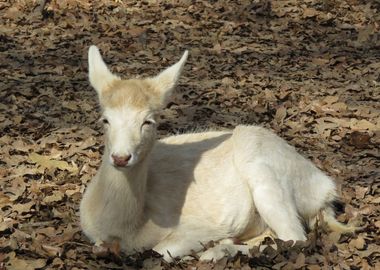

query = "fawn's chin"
[[110, 162, 132, 169]]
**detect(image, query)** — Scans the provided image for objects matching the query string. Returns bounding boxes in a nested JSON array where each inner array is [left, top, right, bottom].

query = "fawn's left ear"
[[149, 51, 188, 107], [88, 45, 120, 95]]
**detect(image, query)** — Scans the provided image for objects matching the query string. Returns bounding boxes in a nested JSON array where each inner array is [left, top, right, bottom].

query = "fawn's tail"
[[317, 199, 359, 233]]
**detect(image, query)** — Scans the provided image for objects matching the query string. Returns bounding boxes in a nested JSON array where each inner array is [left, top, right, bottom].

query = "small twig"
[[33, 0, 51, 18], [19, 221, 56, 228], [58, 241, 92, 248], [38, 0, 50, 14]]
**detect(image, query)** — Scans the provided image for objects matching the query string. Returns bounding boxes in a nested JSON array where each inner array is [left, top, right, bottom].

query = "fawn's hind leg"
[[246, 162, 306, 242]]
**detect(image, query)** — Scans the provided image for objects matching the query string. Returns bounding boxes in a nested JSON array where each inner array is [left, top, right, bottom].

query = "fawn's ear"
[[88, 45, 119, 94], [149, 51, 188, 107]]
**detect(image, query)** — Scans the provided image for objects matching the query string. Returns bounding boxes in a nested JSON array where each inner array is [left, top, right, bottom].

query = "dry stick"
[[19, 221, 56, 228], [58, 241, 92, 248], [36, 0, 51, 16]]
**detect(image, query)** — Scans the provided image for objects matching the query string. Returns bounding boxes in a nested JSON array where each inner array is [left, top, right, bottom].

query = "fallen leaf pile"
[[0, 0, 379, 269]]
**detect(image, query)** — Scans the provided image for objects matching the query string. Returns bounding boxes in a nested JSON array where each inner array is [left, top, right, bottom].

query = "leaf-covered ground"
[[0, 0, 379, 269]]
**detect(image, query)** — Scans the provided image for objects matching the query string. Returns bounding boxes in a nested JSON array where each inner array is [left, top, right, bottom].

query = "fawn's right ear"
[[88, 45, 119, 94]]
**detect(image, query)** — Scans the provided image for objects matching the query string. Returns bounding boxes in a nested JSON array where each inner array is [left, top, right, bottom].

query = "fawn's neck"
[[98, 148, 149, 229]]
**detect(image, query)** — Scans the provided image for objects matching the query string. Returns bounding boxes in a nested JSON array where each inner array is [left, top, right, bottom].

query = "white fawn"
[[80, 46, 354, 262]]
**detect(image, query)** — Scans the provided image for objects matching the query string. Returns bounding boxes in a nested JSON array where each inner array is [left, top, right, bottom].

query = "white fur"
[[88, 45, 120, 94], [150, 50, 188, 104], [80, 46, 344, 262]]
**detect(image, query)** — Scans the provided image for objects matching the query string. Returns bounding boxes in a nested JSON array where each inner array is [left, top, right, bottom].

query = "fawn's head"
[[88, 46, 188, 168]]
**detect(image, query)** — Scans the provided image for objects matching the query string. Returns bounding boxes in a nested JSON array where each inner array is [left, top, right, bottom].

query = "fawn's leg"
[[245, 162, 306, 242], [153, 225, 226, 262]]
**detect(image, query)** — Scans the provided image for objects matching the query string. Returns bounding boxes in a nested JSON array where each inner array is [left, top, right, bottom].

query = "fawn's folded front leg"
[[153, 225, 227, 262], [153, 235, 204, 262], [199, 238, 250, 262]]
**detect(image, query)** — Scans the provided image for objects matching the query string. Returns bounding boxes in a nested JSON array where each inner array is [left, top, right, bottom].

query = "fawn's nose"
[[111, 154, 132, 167]]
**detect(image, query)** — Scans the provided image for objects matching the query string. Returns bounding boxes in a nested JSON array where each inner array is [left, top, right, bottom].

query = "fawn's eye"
[[142, 120, 154, 127], [102, 118, 109, 125]]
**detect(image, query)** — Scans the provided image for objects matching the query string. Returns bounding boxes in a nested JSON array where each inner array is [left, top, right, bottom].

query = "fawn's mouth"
[[109, 153, 139, 168]]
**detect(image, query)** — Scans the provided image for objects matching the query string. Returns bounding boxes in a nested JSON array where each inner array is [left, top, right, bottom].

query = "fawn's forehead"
[[100, 79, 156, 109]]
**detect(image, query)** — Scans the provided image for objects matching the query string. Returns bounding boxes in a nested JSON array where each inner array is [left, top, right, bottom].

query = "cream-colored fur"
[[80, 46, 352, 262]]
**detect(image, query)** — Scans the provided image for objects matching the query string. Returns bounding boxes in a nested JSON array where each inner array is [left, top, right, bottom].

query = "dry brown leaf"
[[43, 190, 64, 204], [350, 119, 378, 131], [355, 186, 369, 199], [12, 201, 34, 214], [349, 236, 366, 250], [329, 102, 347, 112], [294, 253, 305, 268], [327, 231, 341, 243], [7, 253, 46, 270], [323, 96, 339, 104], [275, 106, 287, 124], [62, 101, 78, 111], [92, 244, 111, 258], [12, 139, 32, 152], [0, 192, 11, 206], [221, 77, 234, 85], [65, 187, 81, 196], [307, 265, 322, 270], [371, 197, 380, 204], [302, 7, 320, 18], [3, 6, 23, 19], [4, 178, 26, 201], [29, 152, 78, 173], [50, 257, 64, 268], [41, 244, 63, 257], [312, 58, 330, 66], [349, 131, 371, 148], [0, 218, 14, 232]]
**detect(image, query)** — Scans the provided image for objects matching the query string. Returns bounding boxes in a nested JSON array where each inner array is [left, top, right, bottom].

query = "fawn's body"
[[80, 46, 352, 262]]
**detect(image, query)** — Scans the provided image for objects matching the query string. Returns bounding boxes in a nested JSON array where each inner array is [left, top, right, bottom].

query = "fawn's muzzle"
[[111, 154, 132, 167]]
